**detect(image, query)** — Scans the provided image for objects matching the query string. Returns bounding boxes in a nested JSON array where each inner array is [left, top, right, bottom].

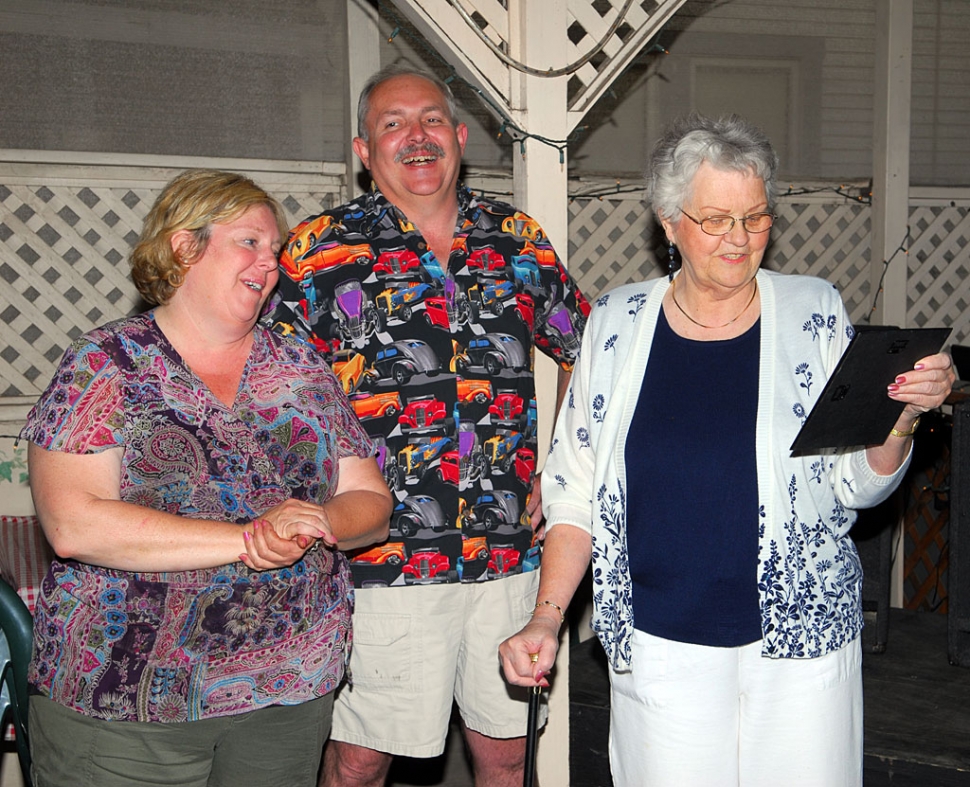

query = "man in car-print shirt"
[[269, 64, 589, 787]]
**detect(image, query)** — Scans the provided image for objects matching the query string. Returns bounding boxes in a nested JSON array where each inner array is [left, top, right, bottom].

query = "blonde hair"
[[130, 169, 289, 305]]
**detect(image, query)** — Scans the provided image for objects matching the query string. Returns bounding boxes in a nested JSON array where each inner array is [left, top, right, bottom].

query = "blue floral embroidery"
[[576, 427, 590, 448], [592, 394, 606, 424], [591, 482, 632, 669], [627, 293, 647, 320], [604, 334, 618, 353], [795, 362, 813, 393], [792, 402, 807, 423], [800, 311, 841, 343], [555, 474, 567, 488], [596, 294, 611, 307], [809, 460, 823, 484], [759, 473, 862, 659]]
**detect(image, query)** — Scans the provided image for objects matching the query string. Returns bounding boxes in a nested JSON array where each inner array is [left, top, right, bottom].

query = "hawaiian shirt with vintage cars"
[[269, 186, 590, 588]]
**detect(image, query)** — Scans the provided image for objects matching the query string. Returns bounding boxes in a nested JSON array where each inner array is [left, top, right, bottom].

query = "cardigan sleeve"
[[820, 290, 913, 509], [541, 306, 599, 535]]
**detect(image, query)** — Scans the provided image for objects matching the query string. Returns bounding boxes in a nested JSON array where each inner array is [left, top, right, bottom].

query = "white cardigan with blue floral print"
[[541, 269, 911, 670]]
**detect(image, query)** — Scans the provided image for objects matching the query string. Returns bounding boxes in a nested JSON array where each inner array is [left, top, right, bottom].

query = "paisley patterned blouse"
[[22, 313, 372, 722]]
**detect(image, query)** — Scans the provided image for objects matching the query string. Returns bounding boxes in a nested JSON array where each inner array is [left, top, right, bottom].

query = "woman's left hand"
[[887, 351, 956, 421], [240, 518, 312, 571]]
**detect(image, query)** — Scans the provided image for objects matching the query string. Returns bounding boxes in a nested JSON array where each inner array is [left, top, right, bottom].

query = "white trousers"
[[608, 630, 863, 787]]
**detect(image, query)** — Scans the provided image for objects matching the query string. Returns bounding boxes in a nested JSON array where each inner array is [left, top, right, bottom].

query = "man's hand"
[[527, 474, 545, 538]]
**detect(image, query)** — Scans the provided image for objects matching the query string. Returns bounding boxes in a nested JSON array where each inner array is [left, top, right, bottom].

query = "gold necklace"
[[670, 277, 758, 330]]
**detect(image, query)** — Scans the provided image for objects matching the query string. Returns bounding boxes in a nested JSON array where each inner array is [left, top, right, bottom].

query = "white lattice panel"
[[769, 202, 873, 324], [908, 205, 970, 344], [0, 161, 345, 399], [567, 196, 665, 298], [3, 162, 968, 402], [0, 183, 148, 396], [398, 0, 685, 127]]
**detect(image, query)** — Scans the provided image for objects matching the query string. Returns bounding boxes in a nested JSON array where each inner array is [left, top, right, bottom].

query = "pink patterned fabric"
[[0, 515, 54, 615], [20, 314, 373, 722]]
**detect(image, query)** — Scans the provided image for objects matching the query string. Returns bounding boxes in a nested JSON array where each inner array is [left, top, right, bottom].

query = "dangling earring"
[[667, 241, 677, 282]]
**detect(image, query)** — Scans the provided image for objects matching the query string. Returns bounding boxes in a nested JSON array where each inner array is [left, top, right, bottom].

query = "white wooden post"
[[871, 0, 913, 608], [345, 0, 380, 198], [507, 2, 572, 783]]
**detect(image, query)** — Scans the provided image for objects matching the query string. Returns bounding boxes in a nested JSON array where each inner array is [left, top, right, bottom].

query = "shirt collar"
[[361, 184, 477, 233]]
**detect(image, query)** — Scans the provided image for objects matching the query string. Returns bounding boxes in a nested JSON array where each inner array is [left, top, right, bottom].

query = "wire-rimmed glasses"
[[680, 209, 775, 236]]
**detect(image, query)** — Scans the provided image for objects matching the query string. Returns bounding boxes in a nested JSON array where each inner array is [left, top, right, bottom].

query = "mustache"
[[395, 142, 447, 163]]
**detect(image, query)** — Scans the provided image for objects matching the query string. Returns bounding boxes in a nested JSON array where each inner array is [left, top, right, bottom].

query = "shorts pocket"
[[514, 569, 541, 628], [348, 612, 412, 687]]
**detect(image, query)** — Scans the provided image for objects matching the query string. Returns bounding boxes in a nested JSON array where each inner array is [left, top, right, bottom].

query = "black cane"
[[524, 682, 541, 787]]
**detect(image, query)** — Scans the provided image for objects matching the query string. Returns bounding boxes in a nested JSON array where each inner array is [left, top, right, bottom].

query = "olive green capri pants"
[[28, 693, 333, 787]]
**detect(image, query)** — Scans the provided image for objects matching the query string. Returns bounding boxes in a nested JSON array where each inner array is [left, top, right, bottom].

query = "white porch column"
[[345, 0, 380, 198], [871, 0, 913, 328], [508, 2, 572, 783], [871, 0, 913, 608]]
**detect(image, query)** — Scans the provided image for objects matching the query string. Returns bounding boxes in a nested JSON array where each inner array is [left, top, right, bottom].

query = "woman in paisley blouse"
[[500, 115, 955, 786], [22, 169, 392, 787]]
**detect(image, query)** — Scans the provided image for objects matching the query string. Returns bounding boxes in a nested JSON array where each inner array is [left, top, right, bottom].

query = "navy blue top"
[[624, 308, 762, 647]]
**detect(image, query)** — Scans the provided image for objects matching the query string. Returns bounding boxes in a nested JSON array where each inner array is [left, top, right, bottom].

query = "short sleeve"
[[530, 233, 592, 371], [330, 385, 374, 461], [21, 337, 125, 454]]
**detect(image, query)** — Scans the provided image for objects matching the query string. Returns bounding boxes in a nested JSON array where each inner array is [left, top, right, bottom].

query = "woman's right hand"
[[240, 499, 335, 570], [499, 616, 562, 688]]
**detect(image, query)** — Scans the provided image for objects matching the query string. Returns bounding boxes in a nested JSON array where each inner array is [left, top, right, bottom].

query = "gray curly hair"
[[646, 113, 779, 224]]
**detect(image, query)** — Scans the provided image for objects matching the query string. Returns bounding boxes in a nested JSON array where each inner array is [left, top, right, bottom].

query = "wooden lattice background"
[[901, 416, 952, 612], [3, 161, 969, 401], [1, 156, 967, 607], [407, 0, 683, 123], [0, 160, 345, 400]]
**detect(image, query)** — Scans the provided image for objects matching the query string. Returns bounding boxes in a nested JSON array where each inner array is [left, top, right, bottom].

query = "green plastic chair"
[[0, 577, 32, 786]]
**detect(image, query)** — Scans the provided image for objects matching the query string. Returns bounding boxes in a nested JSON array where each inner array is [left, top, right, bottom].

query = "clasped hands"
[[239, 499, 335, 570]]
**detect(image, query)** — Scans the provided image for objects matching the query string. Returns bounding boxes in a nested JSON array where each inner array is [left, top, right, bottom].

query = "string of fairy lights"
[[778, 184, 911, 325], [379, 1, 669, 165], [380, 3, 917, 323], [380, 2, 583, 162]]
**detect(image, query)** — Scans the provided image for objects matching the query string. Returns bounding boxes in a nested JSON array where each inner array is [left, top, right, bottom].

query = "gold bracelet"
[[533, 600, 565, 625], [890, 416, 921, 438]]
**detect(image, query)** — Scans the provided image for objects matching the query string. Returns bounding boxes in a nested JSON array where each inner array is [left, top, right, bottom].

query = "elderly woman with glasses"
[[500, 114, 954, 786]]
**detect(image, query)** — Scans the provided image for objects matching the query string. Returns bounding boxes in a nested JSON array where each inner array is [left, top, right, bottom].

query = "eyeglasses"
[[680, 209, 775, 236]]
